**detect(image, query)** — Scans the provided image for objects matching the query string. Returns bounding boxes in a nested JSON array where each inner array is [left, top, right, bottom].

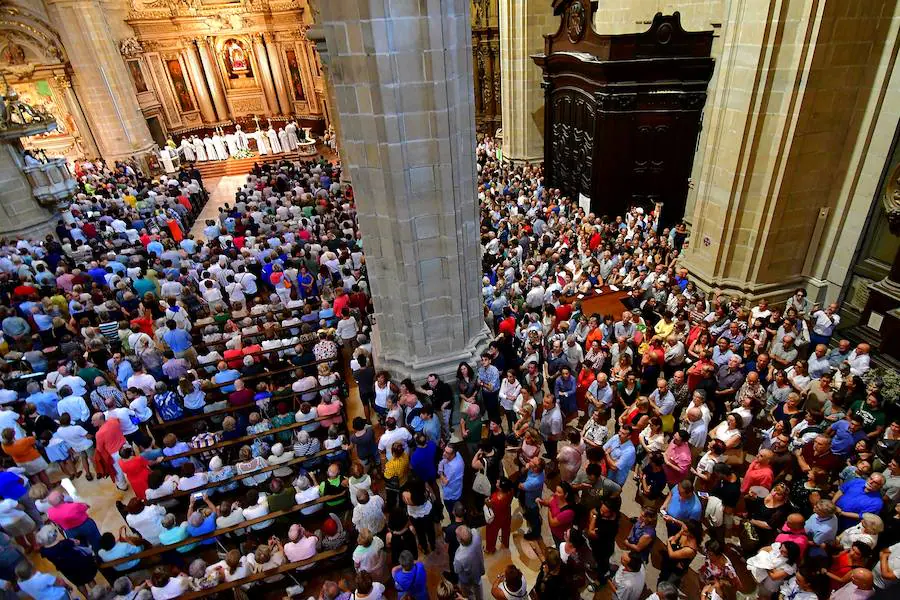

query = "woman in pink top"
[[46, 491, 102, 552], [317, 396, 343, 428], [537, 482, 577, 547]]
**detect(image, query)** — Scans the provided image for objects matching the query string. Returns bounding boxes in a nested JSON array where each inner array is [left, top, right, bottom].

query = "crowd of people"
[[0, 136, 896, 600]]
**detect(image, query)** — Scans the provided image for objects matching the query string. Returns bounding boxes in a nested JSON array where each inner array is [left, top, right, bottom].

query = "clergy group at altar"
[[173, 119, 309, 163]]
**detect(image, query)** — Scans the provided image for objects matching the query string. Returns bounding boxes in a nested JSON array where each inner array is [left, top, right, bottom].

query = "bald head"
[[850, 568, 873, 590]]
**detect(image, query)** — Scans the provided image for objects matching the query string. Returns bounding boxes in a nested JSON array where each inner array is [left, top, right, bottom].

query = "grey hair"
[[35, 524, 58, 546], [188, 511, 205, 527], [657, 582, 679, 600], [189, 558, 208, 578], [295, 475, 311, 491], [88, 584, 115, 600], [113, 577, 133, 595], [399, 549, 415, 570], [161, 513, 177, 528]]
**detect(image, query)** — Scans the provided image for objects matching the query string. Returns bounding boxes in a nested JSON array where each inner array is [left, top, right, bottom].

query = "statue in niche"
[[223, 39, 253, 79], [1, 39, 25, 66]]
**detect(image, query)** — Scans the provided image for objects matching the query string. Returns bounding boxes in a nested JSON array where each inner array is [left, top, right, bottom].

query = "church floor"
[[29, 174, 753, 599]]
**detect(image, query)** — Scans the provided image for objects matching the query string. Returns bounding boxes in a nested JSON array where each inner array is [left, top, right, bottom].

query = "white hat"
[[271, 443, 284, 456], [209, 456, 223, 470]]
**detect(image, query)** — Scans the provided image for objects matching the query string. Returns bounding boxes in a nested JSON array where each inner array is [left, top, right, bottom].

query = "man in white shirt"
[[378, 417, 412, 460], [294, 475, 323, 515], [55, 368, 87, 397], [846, 343, 871, 376], [807, 344, 832, 379], [810, 302, 840, 347], [57, 386, 91, 425], [611, 550, 645, 600], [127, 366, 157, 396]]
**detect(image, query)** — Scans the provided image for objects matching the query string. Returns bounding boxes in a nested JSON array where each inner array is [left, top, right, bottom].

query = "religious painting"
[[166, 58, 195, 112], [0, 39, 25, 65], [127, 59, 149, 94], [285, 48, 305, 101], [223, 39, 253, 79], [15, 80, 70, 136]]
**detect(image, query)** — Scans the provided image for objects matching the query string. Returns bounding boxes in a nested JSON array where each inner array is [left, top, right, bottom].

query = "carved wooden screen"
[[534, 1, 714, 226]]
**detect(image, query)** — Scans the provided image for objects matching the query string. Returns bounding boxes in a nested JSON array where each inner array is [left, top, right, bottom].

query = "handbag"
[[483, 503, 495, 525], [473, 470, 492, 496]]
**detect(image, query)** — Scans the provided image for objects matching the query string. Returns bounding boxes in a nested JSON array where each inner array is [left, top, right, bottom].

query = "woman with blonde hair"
[[838, 512, 883, 549], [352, 527, 386, 580]]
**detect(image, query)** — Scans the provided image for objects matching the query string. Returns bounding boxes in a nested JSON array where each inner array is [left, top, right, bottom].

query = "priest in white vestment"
[[225, 132, 240, 157], [179, 137, 196, 162], [266, 126, 282, 154], [159, 147, 176, 173], [203, 136, 218, 161], [285, 121, 300, 150], [211, 133, 229, 160], [278, 128, 290, 152], [192, 136, 208, 161]]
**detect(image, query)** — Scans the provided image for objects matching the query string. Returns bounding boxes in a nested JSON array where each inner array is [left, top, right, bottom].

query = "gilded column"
[[498, 0, 554, 162], [265, 34, 292, 115], [183, 41, 217, 123], [197, 37, 230, 121], [252, 34, 280, 115]]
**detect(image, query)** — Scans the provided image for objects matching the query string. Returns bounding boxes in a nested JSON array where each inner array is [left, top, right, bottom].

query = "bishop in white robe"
[[266, 126, 282, 154], [235, 125, 249, 150], [250, 129, 268, 155], [278, 128, 290, 153]]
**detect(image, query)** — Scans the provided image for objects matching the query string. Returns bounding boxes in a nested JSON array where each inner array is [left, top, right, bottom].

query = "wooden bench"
[[161, 414, 341, 462], [147, 448, 335, 504], [179, 546, 347, 599], [98, 492, 347, 572]]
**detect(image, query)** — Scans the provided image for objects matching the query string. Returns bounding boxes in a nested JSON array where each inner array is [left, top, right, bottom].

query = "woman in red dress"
[[484, 478, 514, 553]]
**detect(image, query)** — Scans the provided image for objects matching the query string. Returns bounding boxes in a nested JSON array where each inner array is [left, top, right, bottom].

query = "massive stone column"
[[265, 34, 293, 115], [184, 42, 218, 124], [318, 0, 490, 380], [197, 37, 230, 121], [44, 0, 155, 161], [681, 0, 897, 302], [498, 0, 555, 163], [252, 34, 281, 116]]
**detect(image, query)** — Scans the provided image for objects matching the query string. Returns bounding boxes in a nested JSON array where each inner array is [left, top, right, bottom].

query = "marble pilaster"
[[184, 42, 218, 124], [265, 34, 292, 115], [197, 37, 230, 121], [318, 0, 490, 380], [252, 34, 281, 116]]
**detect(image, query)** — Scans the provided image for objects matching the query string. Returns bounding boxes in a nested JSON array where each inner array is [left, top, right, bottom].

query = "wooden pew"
[[98, 492, 347, 572], [150, 379, 342, 433], [161, 414, 341, 462], [147, 448, 334, 504], [178, 546, 348, 599]]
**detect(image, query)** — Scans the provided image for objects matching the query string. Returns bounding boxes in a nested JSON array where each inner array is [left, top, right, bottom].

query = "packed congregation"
[[0, 135, 895, 600]]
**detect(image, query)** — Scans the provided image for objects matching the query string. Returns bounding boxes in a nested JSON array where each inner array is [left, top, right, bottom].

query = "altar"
[[297, 127, 316, 156]]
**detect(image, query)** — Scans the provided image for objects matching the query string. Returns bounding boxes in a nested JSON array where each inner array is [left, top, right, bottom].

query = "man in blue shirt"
[[438, 445, 464, 517], [603, 425, 636, 487], [805, 500, 838, 548], [519, 457, 545, 541], [213, 363, 241, 393], [161, 320, 197, 365], [477, 353, 501, 423], [25, 382, 59, 419], [829, 415, 866, 456], [662, 479, 702, 536], [835, 473, 885, 532], [409, 433, 438, 486]]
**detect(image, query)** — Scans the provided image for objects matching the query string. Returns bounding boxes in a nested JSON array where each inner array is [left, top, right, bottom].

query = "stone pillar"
[[44, 0, 155, 161], [54, 73, 100, 159], [498, 0, 555, 162], [265, 34, 292, 115], [318, 0, 490, 380], [197, 37, 230, 121], [0, 146, 56, 237], [306, 25, 345, 161], [184, 41, 218, 124], [252, 34, 281, 116], [681, 0, 897, 302]]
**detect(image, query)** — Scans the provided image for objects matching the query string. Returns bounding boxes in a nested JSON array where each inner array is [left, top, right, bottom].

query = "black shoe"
[[523, 531, 541, 541]]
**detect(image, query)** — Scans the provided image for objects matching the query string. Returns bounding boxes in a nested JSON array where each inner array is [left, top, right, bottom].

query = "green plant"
[[863, 367, 900, 405]]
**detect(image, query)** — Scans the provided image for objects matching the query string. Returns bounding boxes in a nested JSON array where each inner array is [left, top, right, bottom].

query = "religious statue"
[[1, 39, 25, 66], [224, 39, 252, 78]]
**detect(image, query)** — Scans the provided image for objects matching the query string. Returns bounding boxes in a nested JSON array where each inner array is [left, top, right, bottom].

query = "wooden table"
[[560, 285, 631, 320]]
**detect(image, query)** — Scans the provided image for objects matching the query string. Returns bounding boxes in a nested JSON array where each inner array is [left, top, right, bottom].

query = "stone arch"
[[0, 5, 66, 67]]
